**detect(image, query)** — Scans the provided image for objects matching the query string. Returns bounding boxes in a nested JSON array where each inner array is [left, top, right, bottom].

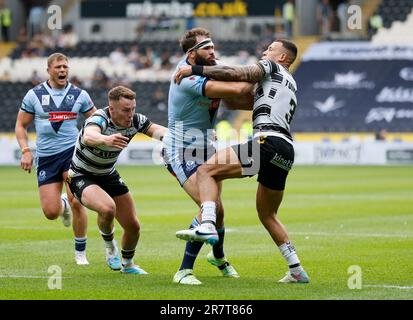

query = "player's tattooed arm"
[[202, 64, 265, 83], [175, 63, 265, 84]]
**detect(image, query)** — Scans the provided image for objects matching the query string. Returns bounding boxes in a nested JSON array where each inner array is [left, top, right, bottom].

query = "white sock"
[[99, 228, 117, 254], [121, 248, 135, 267], [201, 201, 216, 226], [278, 241, 303, 275], [122, 258, 133, 267]]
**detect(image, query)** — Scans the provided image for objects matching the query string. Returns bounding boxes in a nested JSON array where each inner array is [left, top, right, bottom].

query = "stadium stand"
[[1, 0, 412, 140], [376, 0, 413, 29], [372, 0, 413, 43], [0, 80, 170, 132], [9, 39, 260, 59]]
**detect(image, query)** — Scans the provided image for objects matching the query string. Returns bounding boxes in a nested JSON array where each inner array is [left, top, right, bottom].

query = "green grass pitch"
[[0, 165, 412, 300]]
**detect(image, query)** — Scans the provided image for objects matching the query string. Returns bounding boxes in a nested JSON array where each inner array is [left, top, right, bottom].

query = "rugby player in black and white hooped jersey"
[[67, 86, 167, 274], [174, 39, 310, 283]]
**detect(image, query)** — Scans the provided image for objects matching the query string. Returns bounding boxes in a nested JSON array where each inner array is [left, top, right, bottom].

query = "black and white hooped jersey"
[[69, 107, 152, 177], [253, 59, 298, 143]]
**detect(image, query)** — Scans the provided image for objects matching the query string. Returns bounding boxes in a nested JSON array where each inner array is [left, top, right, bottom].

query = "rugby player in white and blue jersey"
[[67, 86, 166, 274], [162, 28, 255, 285], [15, 53, 96, 265]]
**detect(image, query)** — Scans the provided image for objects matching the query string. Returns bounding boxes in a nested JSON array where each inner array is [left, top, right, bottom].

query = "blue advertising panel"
[[293, 43, 413, 132]]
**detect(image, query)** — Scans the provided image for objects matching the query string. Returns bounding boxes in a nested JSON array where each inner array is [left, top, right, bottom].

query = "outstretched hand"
[[105, 133, 129, 149], [174, 66, 193, 84]]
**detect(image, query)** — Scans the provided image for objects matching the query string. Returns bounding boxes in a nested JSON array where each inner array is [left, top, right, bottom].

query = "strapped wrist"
[[21, 147, 31, 154], [191, 65, 204, 76]]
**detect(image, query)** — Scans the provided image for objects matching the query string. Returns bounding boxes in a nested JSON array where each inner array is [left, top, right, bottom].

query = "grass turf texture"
[[0, 165, 412, 300]]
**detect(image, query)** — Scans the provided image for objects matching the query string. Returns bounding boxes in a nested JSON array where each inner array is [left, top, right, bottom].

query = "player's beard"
[[195, 53, 216, 66]]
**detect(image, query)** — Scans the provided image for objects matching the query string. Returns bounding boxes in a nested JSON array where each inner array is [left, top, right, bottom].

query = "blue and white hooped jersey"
[[20, 81, 95, 157], [70, 107, 152, 177], [163, 58, 220, 156]]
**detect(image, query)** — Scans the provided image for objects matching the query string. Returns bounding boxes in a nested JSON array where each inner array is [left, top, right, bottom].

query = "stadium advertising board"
[[2, 136, 412, 165], [293, 42, 413, 132], [80, 0, 277, 18], [313, 143, 361, 165], [386, 149, 413, 164]]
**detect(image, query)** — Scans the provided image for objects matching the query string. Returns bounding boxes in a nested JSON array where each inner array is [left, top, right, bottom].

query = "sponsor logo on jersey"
[[48, 111, 78, 122], [42, 95, 50, 105], [66, 94, 75, 103]]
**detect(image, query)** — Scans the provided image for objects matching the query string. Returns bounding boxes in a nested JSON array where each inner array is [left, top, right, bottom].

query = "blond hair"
[[47, 53, 68, 67]]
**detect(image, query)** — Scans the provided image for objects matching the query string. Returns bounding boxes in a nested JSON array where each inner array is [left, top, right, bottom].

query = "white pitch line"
[[0, 275, 71, 279], [225, 228, 413, 238], [364, 284, 413, 290], [1, 227, 412, 238], [0, 226, 58, 230], [291, 231, 413, 239]]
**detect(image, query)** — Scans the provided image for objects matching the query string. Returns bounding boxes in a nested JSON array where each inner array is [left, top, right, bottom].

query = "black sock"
[[179, 217, 203, 270], [75, 237, 87, 252], [212, 228, 225, 259], [121, 249, 135, 266]]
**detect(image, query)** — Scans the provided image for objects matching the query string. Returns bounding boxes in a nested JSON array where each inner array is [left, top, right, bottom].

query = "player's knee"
[[43, 207, 60, 220], [197, 164, 213, 178], [100, 203, 116, 221]]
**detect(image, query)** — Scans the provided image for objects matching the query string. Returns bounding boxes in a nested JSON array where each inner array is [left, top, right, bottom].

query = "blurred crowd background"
[[0, 0, 412, 147]]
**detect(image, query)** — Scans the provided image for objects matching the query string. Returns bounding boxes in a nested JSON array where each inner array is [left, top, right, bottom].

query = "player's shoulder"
[[177, 57, 190, 68], [257, 59, 281, 74], [93, 107, 109, 118], [28, 81, 46, 93], [67, 82, 86, 94], [133, 112, 150, 125], [86, 107, 108, 122], [85, 107, 109, 128], [24, 83, 43, 101]]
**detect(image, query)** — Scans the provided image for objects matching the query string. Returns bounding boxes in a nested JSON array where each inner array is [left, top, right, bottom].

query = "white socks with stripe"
[[201, 201, 216, 228], [278, 241, 304, 275]]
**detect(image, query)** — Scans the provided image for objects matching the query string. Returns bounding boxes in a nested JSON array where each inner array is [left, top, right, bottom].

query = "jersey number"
[[285, 98, 297, 124]]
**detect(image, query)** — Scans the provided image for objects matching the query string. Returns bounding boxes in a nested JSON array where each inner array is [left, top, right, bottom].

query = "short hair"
[[275, 39, 298, 66], [108, 86, 136, 102], [47, 53, 68, 67], [180, 27, 211, 53]]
